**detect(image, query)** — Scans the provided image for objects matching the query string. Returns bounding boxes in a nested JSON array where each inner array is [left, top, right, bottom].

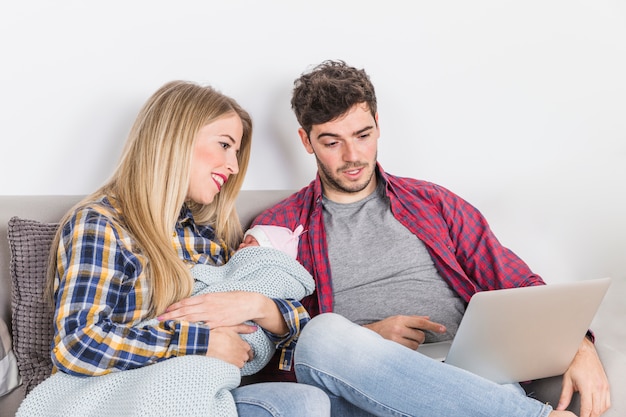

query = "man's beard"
[[315, 155, 376, 195]]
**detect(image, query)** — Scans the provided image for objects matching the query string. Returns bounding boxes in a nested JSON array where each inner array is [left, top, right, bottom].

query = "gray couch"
[[1, 193, 624, 416]]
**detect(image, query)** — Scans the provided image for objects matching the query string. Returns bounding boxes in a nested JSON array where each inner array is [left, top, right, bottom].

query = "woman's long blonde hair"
[[46, 80, 252, 316]]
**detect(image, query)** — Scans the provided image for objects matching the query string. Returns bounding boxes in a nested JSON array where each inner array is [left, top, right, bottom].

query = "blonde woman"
[[24, 81, 329, 416]]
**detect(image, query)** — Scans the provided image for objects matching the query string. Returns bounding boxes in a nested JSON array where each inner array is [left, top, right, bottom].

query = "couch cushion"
[[7, 217, 58, 394], [0, 317, 21, 396]]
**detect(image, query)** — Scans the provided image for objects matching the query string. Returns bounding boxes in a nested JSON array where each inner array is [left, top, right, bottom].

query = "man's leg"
[[232, 382, 330, 417], [295, 313, 553, 417]]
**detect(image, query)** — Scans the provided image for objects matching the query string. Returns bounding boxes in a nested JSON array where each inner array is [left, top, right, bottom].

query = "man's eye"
[[324, 141, 338, 148]]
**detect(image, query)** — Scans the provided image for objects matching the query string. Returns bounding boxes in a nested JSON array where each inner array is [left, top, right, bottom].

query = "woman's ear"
[[298, 128, 315, 154]]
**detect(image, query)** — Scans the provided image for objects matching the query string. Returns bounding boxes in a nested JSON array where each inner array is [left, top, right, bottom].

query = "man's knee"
[[296, 313, 380, 367], [302, 313, 347, 335], [299, 313, 354, 348], [296, 314, 347, 363]]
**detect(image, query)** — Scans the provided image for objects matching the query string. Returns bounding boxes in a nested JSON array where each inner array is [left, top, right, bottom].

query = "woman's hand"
[[206, 324, 256, 368], [158, 291, 288, 335], [159, 291, 256, 326]]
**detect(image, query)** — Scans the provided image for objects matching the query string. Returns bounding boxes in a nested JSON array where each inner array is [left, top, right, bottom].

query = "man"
[[251, 60, 610, 417]]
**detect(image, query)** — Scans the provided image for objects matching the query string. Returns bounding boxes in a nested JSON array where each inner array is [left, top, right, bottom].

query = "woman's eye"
[[220, 142, 230, 150]]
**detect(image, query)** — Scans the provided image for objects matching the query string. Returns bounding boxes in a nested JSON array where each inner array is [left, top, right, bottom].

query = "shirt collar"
[[177, 203, 196, 229]]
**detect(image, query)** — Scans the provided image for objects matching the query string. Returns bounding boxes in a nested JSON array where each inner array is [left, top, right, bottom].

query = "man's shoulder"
[[389, 174, 434, 187], [385, 172, 452, 197]]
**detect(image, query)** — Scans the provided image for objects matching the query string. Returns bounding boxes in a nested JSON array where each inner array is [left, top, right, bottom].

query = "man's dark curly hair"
[[291, 60, 377, 136]]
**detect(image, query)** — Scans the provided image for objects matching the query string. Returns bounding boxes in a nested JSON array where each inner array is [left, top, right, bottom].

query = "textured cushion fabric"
[[7, 217, 58, 394], [0, 318, 21, 396]]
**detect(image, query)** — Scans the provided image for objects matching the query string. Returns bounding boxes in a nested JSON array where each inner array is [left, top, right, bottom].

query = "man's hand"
[[363, 315, 446, 350], [557, 337, 611, 417]]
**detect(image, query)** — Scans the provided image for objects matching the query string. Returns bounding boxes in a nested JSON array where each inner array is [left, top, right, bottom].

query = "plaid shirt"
[[52, 197, 307, 376], [250, 163, 545, 382]]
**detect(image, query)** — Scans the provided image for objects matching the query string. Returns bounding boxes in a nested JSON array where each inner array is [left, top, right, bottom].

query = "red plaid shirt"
[[247, 163, 545, 382]]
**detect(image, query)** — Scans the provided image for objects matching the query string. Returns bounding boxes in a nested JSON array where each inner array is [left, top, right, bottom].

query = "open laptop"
[[416, 277, 611, 384]]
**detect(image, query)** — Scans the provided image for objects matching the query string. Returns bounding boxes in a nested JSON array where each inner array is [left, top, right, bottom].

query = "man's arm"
[[557, 337, 610, 417]]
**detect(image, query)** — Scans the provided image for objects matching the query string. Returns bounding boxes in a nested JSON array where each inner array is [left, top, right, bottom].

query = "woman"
[[34, 81, 329, 416]]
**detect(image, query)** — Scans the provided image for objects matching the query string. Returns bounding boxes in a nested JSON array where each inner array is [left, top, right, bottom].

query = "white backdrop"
[[1, 1, 625, 283]]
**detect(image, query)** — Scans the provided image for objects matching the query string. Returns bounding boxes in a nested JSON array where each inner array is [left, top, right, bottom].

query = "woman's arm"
[[52, 207, 211, 376], [159, 292, 310, 345], [160, 291, 285, 333]]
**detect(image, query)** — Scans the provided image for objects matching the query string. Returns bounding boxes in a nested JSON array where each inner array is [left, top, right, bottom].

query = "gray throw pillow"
[[7, 217, 58, 394]]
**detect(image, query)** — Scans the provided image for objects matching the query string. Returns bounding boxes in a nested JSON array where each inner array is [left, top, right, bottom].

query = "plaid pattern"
[[270, 299, 309, 371], [53, 197, 306, 376], [254, 163, 545, 316], [251, 163, 546, 382]]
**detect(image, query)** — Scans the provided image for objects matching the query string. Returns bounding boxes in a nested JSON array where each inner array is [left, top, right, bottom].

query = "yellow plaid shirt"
[[52, 197, 307, 376]]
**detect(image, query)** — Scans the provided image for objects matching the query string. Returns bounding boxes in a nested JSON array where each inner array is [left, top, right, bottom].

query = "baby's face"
[[238, 234, 259, 250]]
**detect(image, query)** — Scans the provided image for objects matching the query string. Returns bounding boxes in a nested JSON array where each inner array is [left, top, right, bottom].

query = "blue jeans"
[[233, 381, 330, 416], [294, 313, 553, 417]]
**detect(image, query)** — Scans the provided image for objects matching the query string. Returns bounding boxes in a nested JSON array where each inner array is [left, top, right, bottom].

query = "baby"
[[238, 224, 304, 256], [142, 224, 313, 376], [190, 224, 311, 375]]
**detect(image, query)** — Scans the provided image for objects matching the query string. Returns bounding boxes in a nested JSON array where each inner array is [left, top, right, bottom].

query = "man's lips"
[[341, 165, 366, 178]]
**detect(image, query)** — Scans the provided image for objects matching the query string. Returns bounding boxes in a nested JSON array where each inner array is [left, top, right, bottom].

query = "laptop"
[[416, 277, 611, 384]]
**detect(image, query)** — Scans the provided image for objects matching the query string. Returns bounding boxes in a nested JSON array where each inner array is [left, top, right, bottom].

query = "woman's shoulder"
[[57, 197, 141, 256], [63, 196, 125, 234]]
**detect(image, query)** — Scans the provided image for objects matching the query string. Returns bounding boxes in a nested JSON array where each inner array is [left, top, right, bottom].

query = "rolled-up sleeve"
[[264, 298, 310, 371]]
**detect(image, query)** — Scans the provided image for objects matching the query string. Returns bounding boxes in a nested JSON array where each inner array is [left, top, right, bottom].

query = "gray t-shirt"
[[322, 184, 465, 342]]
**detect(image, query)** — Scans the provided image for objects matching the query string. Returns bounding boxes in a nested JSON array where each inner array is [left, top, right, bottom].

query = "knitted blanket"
[[17, 246, 314, 417], [17, 356, 240, 417], [150, 245, 315, 376]]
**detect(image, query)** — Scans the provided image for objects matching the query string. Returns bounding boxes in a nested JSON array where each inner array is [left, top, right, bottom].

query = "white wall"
[[1, 1, 625, 283]]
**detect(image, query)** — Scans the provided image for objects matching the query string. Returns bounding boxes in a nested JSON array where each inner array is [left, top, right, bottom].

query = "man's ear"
[[298, 128, 315, 154], [374, 112, 381, 139]]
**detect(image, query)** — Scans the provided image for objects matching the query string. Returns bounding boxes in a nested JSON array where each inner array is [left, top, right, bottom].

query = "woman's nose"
[[226, 153, 239, 174]]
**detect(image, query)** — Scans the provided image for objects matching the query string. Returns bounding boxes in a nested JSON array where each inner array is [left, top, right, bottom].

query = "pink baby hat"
[[244, 224, 304, 259]]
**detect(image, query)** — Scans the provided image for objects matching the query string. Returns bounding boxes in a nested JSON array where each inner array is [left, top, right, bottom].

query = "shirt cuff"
[[163, 320, 211, 356], [265, 299, 311, 371]]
